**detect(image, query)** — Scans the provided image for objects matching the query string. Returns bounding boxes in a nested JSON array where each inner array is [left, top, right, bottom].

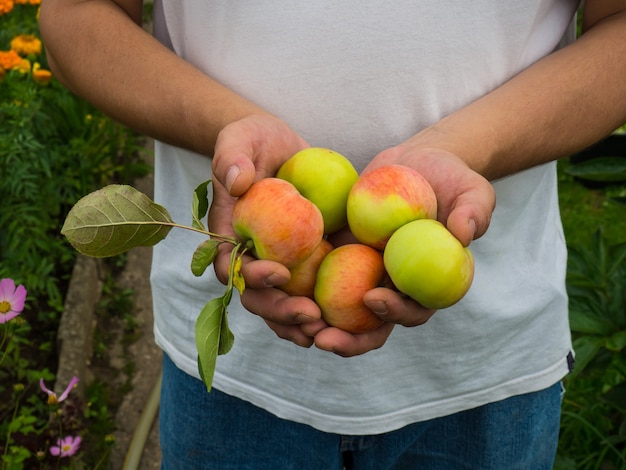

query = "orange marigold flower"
[[29, 0, 41, 4], [0, 50, 23, 70], [11, 34, 42, 56], [33, 67, 52, 85], [0, 0, 14, 15]]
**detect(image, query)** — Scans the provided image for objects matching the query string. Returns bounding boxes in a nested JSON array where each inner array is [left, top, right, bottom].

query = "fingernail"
[[468, 218, 477, 240], [225, 165, 241, 193], [369, 300, 388, 316], [264, 272, 288, 287], [297, 312, 318, 322]]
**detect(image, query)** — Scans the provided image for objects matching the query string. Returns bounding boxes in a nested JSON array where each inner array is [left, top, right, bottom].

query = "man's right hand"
[[208, 114, 323, 348]]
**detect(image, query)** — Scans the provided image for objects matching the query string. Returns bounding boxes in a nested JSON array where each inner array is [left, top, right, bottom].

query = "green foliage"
[[566, 157, 626, 184], [558, 159, 626, 247], [0, 5, 150, 317], [567, 229, 626, 373], [0, 83, 149, 313], [556, 230, 626, 469], [80, 381, 117, 470]]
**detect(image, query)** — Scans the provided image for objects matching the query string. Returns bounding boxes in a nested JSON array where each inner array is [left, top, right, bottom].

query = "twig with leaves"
[[61, 182, 245, 392]]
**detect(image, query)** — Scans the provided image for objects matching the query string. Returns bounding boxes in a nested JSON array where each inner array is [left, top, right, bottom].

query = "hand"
[[208, 114, 322, 347], [356, 144, 496, 331], [302, 145, 495, 356]]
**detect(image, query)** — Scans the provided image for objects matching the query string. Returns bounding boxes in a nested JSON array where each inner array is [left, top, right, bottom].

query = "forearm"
[[411, 10, 626, 181], [39, 0, 266, 157]]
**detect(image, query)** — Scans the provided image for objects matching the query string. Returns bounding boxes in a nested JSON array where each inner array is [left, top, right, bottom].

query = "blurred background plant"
[[555, 229, 626, 470], [1, 2, 148, 468], [555, 128, 626, 469]]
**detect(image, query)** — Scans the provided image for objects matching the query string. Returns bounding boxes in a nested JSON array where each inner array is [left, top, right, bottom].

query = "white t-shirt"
[[150, 1, 578, 434]]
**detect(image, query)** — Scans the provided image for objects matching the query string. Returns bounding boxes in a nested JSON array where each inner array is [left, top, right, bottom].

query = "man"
[[40, 1, 626, 468]]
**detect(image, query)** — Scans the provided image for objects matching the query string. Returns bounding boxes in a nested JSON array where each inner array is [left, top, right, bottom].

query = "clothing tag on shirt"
[[567, 351, 575, 373]]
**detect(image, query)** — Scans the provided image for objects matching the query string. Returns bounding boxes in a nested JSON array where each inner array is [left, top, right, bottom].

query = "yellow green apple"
[[314, 244, 386, 333], [347, 165, 437, 250], [232, 178, 324, 268], [279, 239, 333, 298], [383, 219, 474, 309], [277, 147, 359, 234]]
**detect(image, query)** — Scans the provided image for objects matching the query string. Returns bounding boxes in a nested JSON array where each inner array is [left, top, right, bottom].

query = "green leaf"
[[192, 179, 212, 231], [218, 302, 235, 355], [605, 330, 626, 352], [195, 294, 235, 392], [190, 239, 220, 276], [61, 185, 173, 258], [607, 240, 626, 278], [570, 336, 604, 377], [569, 308, 616, 335], [565, 156, 626, 182]]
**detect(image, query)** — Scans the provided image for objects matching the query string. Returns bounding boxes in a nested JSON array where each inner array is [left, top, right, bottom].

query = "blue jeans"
[[160, 354, 563, 470]]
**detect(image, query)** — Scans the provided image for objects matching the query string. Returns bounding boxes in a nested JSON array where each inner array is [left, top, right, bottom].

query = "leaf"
[[218, 302, 235, 355], [196, 297, 225, 392], [569, 308, 616, 335], [190, 239, 220, 276], [195, 293, 236, 392], [607, 240, 626, 278], [569, 336, 604, 377], [61, 185, 173, 258], [565, 156, 626, 182], [192, 179, 212, 231], [605, 330, 626, 352]]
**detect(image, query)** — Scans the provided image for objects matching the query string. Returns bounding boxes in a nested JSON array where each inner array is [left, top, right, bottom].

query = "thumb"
[[217, 158, 257, 197], [445, 186, 495, 247], [212, 133, 258, 197]]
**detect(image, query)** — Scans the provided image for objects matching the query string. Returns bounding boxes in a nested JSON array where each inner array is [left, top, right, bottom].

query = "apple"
[[277, 147, 359, 234], [383, 219, 474, 309], [346, 165, 437, 250], [279, 239, 334, 298], [232, 178, 324, 268], [314, 244, 386, 333]]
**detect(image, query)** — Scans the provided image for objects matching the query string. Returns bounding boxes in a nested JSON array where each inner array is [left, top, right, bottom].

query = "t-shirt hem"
[[209, 357, 569, 435], [157, 313, 571, 436]]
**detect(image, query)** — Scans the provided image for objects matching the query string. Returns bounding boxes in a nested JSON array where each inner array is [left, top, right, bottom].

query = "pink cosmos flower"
[[40, 376, 79, 406], [50, 435, 81, 457], [0, 278, 27, 323]]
